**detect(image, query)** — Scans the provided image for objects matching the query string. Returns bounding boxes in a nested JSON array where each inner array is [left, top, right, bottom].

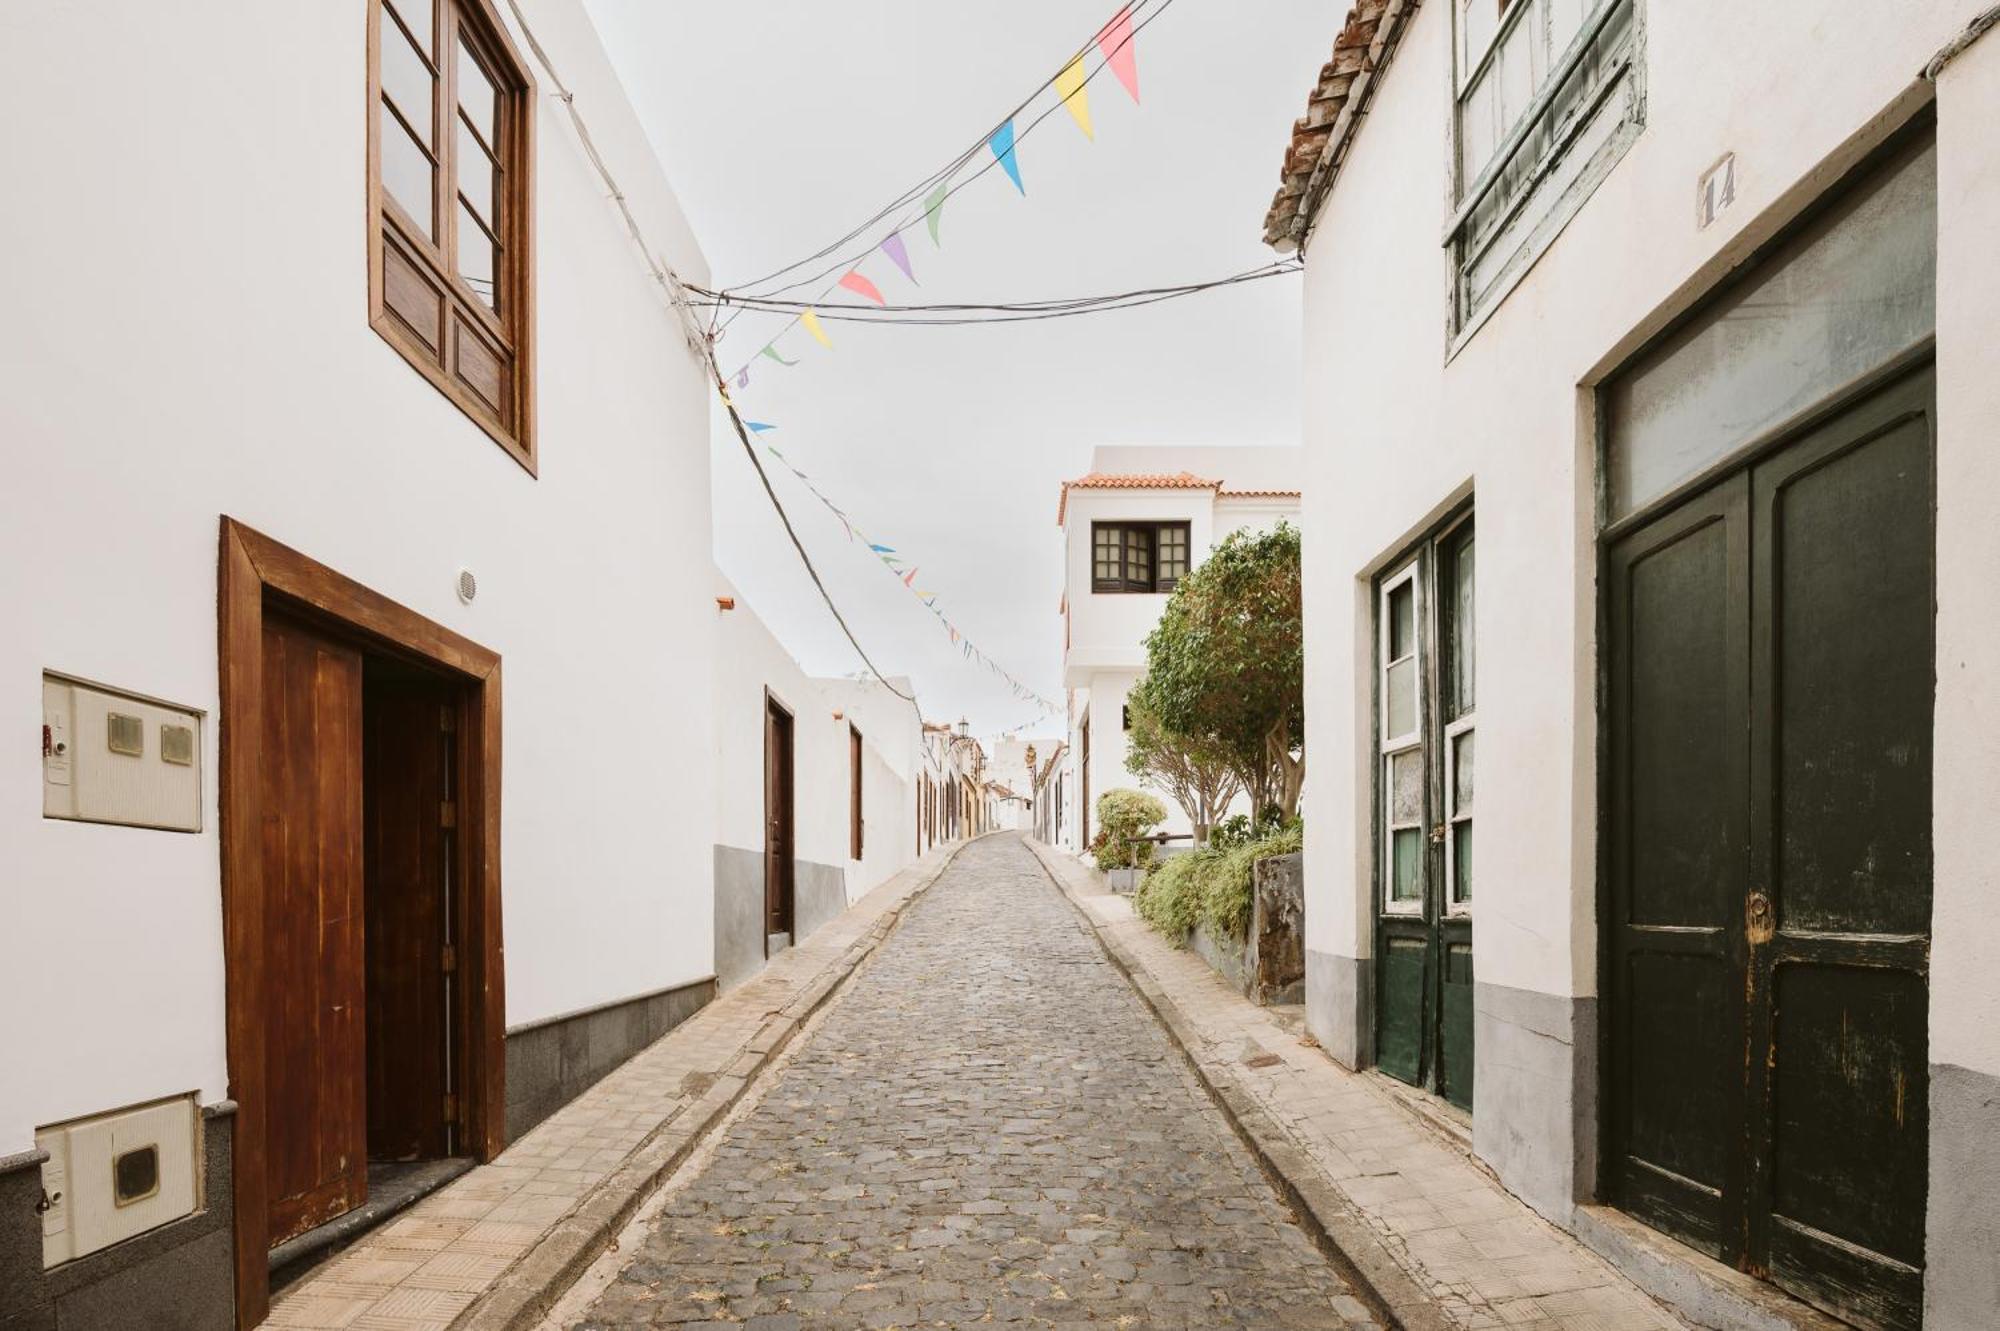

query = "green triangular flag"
[[923, 182, 949, 247]]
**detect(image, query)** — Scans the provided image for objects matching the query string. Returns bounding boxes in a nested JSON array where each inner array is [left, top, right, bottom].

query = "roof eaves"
[[1262, 0, 1417, 255]]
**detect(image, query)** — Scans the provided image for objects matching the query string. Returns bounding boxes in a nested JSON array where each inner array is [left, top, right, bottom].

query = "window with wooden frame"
[[1090, 522, 1191, 593], [370, 0, 536, 471], [1447, 0, 1642, 342]]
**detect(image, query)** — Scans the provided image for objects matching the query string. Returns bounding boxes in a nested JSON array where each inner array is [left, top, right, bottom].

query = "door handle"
[[1746, 891, 1775, 945]]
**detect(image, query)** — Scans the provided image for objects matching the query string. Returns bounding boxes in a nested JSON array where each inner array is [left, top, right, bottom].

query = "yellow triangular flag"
[[801, 308, 831, 348], [1055, 56, 1093, 139]]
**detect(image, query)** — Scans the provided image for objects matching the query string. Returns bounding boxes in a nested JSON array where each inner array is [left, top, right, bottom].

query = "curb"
[[1021, 836, 1453, 1331], [455, 834, 994, 1331]]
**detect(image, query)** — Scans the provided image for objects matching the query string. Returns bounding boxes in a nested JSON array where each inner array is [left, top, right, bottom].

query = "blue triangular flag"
[[745, 421, 776, 433], [989, 120, 1024, 194]]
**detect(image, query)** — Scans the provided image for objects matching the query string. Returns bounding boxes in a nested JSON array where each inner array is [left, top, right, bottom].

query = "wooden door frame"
[[762, 689, 795, 951], [219, 518, 504, 1330], [1369, 499, 1475, 1105]]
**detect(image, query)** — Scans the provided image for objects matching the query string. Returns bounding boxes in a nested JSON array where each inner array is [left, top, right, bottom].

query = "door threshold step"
[[1364, 1068, 1474, 1154], [269, 1156, 476, 1293], [1573, 1204, 1852, 1331]]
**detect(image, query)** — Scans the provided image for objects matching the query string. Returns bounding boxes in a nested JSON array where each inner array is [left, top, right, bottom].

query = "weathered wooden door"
[[1607, 366, 1933, 1331], [1375, 516, 1476, 1111], [260, 615, 368, 1244], [763, 698, 795, 943], [363, 676, 456, 1162]]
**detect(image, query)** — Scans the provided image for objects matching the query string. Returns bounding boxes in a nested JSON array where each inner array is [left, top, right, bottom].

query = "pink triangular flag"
[[838, 271, 886, 306], [879, 232, 917, 284], [1096, 5, 1140, 103]]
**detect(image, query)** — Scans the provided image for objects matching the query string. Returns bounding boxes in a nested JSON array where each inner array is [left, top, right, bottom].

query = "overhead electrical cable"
[[723, 0, 1169, 300], [499, 0, 935, 723], [690, 261, 1300, 326], [712, 0, 1182, 352]]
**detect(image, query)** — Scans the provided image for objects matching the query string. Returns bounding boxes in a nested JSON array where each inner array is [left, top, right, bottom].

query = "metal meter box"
[[42, 674, 203, 831], [37, 1095, 201, 1268]]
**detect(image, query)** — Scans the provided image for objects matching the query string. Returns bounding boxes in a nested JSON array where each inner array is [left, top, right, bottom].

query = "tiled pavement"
[[1023, 837, 1685, 1331], [261, 840, 975, 1331], [567, 832, 1380, 1329]]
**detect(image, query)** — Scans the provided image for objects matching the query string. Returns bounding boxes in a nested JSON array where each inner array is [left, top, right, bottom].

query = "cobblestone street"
[[570, 835, 1377, 1329]]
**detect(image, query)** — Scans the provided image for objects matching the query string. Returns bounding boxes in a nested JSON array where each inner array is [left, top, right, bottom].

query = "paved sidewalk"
[[567, 833, 1379, 1329], [262, 840, 977, 1331], [1023, 838, 1684, 1331]]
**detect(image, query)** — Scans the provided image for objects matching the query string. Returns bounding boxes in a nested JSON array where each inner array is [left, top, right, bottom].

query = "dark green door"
[[1607, 366, 1933, 1331], [1376, 516, 1475, 1111]]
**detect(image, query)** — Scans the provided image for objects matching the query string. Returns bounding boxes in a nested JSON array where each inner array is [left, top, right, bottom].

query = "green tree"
[[1140, 523, 1304, 819], [1125, 683, 1241, 845], [1091, 788, 1167, 870]]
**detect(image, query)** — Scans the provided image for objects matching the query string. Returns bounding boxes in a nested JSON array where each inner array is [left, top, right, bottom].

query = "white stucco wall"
[[1930, 28, 2000, 1085], [1298, 0, 1980, 1004], [712, 588, 916, 904], [0, 0, 717, 1151]]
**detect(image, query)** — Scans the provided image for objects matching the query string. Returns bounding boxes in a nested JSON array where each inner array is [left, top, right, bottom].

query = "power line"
[[500, 0, 928, 723], [714, 0, 1183, 350], [692, 261, 1299, 326], [724, 0, 1167, 299]]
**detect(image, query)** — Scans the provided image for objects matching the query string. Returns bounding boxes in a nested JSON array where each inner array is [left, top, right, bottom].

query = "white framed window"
[[1375, 516, 1476, 919], [1379, 562, 1425, 915], [1447, 0, 1643, 343], [1438, 520, 1475, 914]]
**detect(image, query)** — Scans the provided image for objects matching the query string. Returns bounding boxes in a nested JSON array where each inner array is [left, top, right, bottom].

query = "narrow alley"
[[568, 834, 1377, 1330]]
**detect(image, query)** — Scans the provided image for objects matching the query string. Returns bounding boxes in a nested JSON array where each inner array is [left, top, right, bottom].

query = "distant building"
[[1053, 446, 1300, 854]]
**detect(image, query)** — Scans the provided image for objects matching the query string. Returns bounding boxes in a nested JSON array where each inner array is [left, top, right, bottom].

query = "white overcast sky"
[[581, 1, 1334, 739]]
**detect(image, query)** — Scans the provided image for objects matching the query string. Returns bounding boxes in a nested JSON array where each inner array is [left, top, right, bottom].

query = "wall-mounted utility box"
[[43, 674, 203, 831], [37, 1094, 201, 1268]]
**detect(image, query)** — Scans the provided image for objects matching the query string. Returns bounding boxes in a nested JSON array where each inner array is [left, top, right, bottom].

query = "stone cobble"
[[570, 834, 1377, 1330]]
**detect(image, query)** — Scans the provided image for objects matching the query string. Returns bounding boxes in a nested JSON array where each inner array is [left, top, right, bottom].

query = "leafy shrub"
[[1135, 851, 1203, 938], [1137, 819, 1303, 942], [1091, 788, 1168, 870]]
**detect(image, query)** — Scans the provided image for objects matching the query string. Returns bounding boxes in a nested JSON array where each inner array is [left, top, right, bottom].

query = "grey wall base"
[[713, 843, 848, 993], [1471, 981, 1596, 1224], [1304, 948, 1372, 1070], [505, 978, 715, 1143], [1925, 1060, 2000, 1328], [0, 1103, 236, 1331]]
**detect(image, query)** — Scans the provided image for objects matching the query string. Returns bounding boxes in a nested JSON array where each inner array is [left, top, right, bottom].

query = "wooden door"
[[363, 677, 455, 1162], [1607, 366, 1933, 1331], [260, 615, 368, 1244], [850, 724, 865, 860], [763, 699, 794, 941], [1375, 517, 1476, 1111]]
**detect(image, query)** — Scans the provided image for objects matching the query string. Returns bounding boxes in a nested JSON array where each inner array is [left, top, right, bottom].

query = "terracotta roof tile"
[[1056, 471, 1221, 525], [1263, 0, 1415, 253]]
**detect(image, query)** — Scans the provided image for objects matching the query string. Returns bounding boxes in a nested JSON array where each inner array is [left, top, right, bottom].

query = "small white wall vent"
[[43, 675, 202, 832], [456, 568, 479, 604], [37, 1095, 200, 1268]]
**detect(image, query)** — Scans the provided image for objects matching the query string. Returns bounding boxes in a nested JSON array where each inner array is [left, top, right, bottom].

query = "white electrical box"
[[43, 675, 203, 832], [37, 1095, 201, 1268]]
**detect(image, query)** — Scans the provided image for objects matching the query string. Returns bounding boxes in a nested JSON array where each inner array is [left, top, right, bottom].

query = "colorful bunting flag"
[[760, 345, 797, 367], [801, 308, 832, 348], [879, 231, 916, 284], [988, 120, 1024, 194], [838, 271, 887, 306], [1096, 5, 1140, 103], [735, 367, 750, 389], [1054, 56, 1093, 139], [745, 421, 776, 433], [923, 183, 949, 246]]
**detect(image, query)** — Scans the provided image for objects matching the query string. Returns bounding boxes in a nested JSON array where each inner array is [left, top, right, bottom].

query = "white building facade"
[[1055, 445, 1300, 854], [1275, 3, 2000, 1327], [0, 3, 923, 1326]]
